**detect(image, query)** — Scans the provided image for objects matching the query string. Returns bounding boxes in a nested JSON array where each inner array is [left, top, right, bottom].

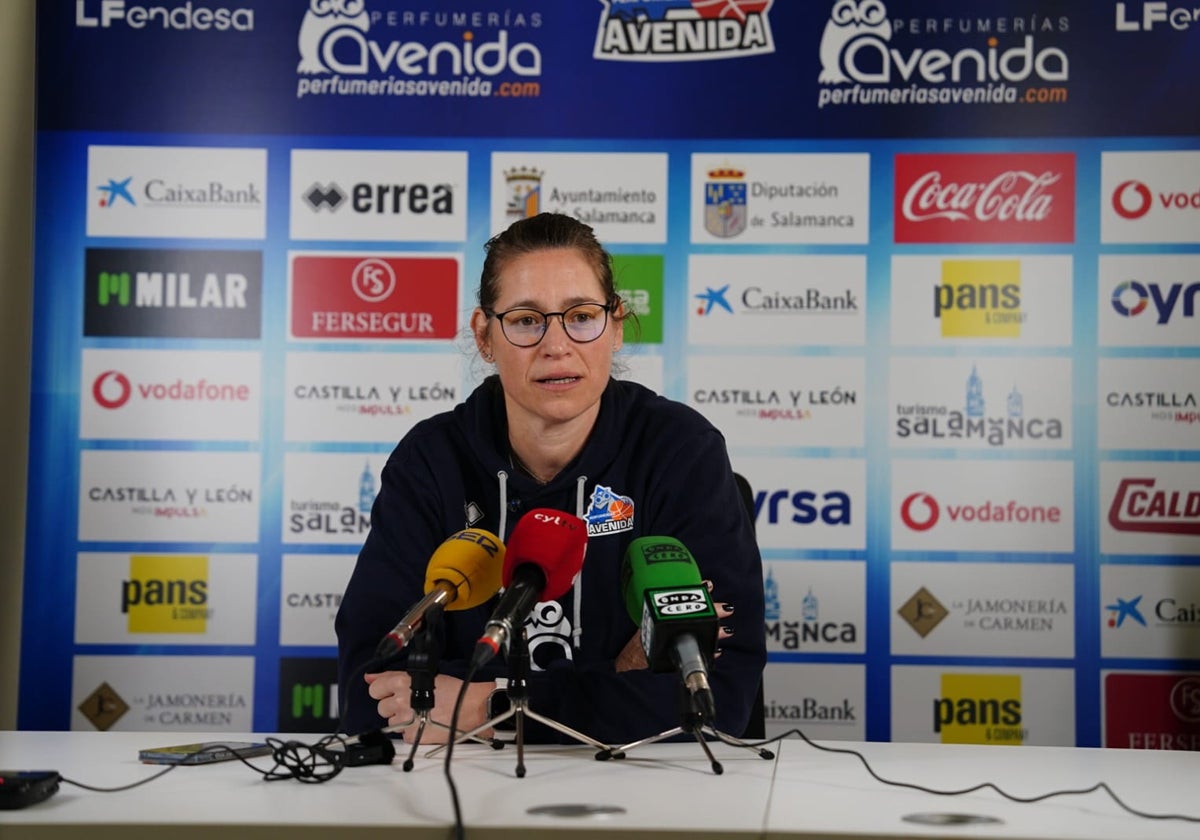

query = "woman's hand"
[[364, 670, 495, 743], [614, 581, 735, 673]]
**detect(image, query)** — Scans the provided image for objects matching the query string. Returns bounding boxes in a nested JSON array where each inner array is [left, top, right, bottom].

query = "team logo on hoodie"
[[585, 484, 635, 537]]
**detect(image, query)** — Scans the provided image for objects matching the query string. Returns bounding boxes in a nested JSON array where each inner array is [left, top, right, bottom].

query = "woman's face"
[[472, 247, 622, 433]]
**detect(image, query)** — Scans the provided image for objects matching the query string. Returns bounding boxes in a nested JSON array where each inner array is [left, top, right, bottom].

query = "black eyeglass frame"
[[483, 301, 615, 348]]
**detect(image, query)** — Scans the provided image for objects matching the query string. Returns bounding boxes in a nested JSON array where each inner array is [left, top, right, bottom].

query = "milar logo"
[[594, 0, 775, 62], [934, 673, 1025, 744], [934, 260, 1023, 337], [122, 554, 210, 633]]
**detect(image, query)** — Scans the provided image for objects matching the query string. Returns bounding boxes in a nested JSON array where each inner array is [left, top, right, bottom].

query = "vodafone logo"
[[93, 370, 132, 409], [900, 492, 939, 531], [899, 492, 1062, 531], [1112, 180, 1153, 220]]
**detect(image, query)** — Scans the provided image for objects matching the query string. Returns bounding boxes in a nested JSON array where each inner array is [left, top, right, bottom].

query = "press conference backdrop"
[[20, 1, 1200, 748]]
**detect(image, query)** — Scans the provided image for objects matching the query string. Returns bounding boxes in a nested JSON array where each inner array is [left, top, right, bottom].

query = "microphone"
[[469, 509, 587, 669], [375, 528, 505, 658], [620, 536, 719, 723]]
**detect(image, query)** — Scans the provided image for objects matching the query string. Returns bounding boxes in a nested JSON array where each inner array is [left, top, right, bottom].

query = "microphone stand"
[[432, 626, 617, 777], [604, 682, 774, 775], [400, 609, 500, 770]]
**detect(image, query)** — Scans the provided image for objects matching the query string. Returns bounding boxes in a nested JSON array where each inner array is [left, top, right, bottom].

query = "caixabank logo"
[[85, 249, 261, 339], [894, 153, 1075, 243], [593, 0, 774, 62]]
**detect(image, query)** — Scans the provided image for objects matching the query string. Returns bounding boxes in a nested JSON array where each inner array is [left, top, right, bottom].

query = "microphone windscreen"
[[424, 528, 505, 610], [620, 536, 704, 625], [502, 509, 587, 600]]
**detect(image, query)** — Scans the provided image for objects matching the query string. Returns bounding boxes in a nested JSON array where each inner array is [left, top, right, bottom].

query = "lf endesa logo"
[[894, 153, 1075, 243], [900, 491, 1062, 531]]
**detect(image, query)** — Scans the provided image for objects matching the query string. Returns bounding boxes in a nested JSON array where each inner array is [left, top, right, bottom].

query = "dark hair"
[[478, 213, 620, 313]]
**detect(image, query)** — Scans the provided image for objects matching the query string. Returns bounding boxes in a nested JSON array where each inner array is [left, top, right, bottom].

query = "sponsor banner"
[[288, 251, 460, 341], [78, 451, 260, 543], [282, 453, 389, 545], [74, 552, 257, 645], [1101, 151, 1200, 243], [1100, 461, 1200, 555], [615, 353, 663, 396], [689, 153, 869, 244], [72, 655, 254, 732], [277, 657, 340, 734], [892, 459, 1074, 553], [894, 153, 1075, 243], [763, 662, 865, 742], [762, 560, 865, 654], [889, 356, 1072, 450], [81, 349, 261, 441], [889, 255, 1073, 347], [284, 351, 462, 443], [289, 149, 467, 242], [891, 665, 1075, 746], [1098, 255, 1200, 347], [279, 554, 356, 647], [292, 4, 545, 102], [688, 254, 866, 347], [87, 145, 266, 239], [490, 152, 667, 243], [815, 8, 1072, 113], [83, 248, 262, 339], [1098, 359, 1200, 449], [593, 0, 776, 63], [612, 253, 664, 345], [686, 355, 865, 448], [1114, 3, 1200, 33], [1101, 565, 1200, 659], [891, 562, 1074, 658], [733, 456, 866, 550], [1103, 671, 1200, 750]]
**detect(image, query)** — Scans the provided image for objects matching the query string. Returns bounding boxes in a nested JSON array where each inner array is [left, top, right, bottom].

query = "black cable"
[[711, 727, 1200, 824], [443, 661, 478, 840]]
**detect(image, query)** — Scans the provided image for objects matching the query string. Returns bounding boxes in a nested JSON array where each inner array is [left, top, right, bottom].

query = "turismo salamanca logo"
[[594, 0, 775, 62], [295, 0, 543, 99]]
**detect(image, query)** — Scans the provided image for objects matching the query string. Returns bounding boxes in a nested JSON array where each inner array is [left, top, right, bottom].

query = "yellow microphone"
[[375, 528, 504, 658]]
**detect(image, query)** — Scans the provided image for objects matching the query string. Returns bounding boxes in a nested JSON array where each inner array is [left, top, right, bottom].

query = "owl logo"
[[818, 0, 891, 84], [297, 0, 371, 75]]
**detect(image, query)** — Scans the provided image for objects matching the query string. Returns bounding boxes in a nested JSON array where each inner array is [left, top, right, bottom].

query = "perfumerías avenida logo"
[[295, 0, 543, 99]]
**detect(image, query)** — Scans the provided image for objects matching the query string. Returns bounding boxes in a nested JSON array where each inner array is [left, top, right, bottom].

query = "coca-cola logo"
[[900, 170, 1060, 224], [894, 153, 1075, 244]]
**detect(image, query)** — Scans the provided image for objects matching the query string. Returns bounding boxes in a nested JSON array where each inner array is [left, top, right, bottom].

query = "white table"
[[1, 730, 1198, 839]]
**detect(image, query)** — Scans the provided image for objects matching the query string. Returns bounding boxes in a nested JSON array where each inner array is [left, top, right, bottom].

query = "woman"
[[335, 212, 766, 745]]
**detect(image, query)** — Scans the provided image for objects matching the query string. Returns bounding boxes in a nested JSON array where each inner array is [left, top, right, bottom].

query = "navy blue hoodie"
[[335, 375, 766, 744]]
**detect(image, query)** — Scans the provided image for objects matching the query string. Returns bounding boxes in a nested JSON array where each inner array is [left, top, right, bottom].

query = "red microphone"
[[469, 509, 587, 668]]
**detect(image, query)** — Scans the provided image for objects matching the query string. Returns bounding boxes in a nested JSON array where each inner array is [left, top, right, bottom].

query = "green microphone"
[[620, 536, 719, 723]]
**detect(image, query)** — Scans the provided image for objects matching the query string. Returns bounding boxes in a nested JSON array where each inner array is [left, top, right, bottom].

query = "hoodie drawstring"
[[571, 475, 587, 651]]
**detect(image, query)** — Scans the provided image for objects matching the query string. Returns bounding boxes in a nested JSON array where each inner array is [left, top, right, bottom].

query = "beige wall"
[[1, 0, 36, 730]]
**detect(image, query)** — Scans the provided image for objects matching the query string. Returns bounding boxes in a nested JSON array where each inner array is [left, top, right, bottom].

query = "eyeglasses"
[[485, 302, 612, 347]]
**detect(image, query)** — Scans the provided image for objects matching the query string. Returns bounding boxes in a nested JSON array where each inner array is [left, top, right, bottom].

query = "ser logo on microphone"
[[652, 588, 710, 616], [448, 529, 502, 555]]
